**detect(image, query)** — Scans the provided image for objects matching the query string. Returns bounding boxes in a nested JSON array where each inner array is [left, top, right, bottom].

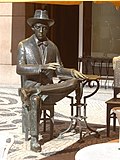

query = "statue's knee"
[[30, 95, 39, 102], [30, 95, 40, 109]]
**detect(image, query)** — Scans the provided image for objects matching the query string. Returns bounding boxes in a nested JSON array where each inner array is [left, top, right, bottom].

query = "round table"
[[75, 143, 120, 160]]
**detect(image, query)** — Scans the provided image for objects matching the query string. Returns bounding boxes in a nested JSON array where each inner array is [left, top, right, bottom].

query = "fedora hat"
[[27, 10, 54, 27]]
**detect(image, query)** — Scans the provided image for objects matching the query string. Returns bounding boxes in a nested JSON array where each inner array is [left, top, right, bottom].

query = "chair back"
[[113, 59, 120, 98], [21, 75, 26, 88]]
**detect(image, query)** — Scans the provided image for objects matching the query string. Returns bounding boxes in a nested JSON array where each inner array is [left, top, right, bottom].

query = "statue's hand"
[[41, 63, 60, 70], [72, 69, 88, 81]]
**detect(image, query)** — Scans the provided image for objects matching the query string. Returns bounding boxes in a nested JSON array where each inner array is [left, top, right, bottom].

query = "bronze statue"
[[16, 10, 87, 152]]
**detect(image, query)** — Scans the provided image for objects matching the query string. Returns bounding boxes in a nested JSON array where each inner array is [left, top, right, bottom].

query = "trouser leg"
[[30, 95, 42, 152]]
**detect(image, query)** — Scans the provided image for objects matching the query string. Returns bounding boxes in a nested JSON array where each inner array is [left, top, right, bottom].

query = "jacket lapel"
[[29, 36, 42, 64], [28, 36, 55, 64]]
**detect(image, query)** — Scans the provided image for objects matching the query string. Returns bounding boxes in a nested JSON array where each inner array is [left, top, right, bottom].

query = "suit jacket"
[[16, 34, 73, 87]]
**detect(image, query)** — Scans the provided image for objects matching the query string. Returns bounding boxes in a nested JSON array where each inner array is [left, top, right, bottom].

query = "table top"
[[75, 143, 120, 160], [57, 74, 100, 81], [85, 74, 100, 80]]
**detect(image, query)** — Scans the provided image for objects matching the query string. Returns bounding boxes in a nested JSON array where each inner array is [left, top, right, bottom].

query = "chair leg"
[[50, 108, 54, 139], [42, 107, 54, 140], [113, 113, 116, 131], [107, 105, 111, 137], [43, 110, 46, 132]]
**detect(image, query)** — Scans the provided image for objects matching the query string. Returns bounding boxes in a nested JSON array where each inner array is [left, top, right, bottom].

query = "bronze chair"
[[20, 91, 54, 140], [105, 59, 120, 137], [19, 76, 79, 141], [19, 76, 54, 140]]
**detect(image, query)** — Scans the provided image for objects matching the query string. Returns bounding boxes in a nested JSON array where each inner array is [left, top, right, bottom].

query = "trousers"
[[21, 78, 80, 137]]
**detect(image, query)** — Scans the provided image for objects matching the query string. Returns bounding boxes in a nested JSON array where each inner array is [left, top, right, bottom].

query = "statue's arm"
[[55, 48, 87, 80], [16, 42, 40, 75], [52, 46, 73, 78]]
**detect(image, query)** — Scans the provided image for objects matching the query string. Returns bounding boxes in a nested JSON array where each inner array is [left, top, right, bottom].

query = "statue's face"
[[33, 23, 49, 41]]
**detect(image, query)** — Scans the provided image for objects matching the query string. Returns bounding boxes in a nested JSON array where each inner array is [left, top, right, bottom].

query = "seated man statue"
[[16, 9, 87, 152]]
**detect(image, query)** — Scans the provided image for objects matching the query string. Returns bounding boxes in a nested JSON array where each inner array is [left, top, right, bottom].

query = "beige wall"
[[0, 2, 25, 85], [0, 3, 12, 64]]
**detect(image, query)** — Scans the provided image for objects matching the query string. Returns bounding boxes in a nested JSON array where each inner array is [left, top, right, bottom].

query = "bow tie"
[[37, 41, 48, 47]]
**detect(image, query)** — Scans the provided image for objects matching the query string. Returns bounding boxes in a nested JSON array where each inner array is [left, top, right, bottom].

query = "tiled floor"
[[0, 82, 115, 160]]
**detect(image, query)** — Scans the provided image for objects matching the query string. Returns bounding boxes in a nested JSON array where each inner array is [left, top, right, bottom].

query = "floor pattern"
[[0, 85, 113, 160], [0, 87, 80, 160]]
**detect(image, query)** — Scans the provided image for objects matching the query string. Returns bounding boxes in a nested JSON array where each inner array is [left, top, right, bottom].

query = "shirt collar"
[[34, 35, 48, 47]]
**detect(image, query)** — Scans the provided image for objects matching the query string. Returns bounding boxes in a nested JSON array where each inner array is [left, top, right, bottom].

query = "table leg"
[[59, 78, 100, 140]]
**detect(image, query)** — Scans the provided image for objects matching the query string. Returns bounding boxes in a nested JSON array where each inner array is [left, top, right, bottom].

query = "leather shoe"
[[31, 136, 41, 152]]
